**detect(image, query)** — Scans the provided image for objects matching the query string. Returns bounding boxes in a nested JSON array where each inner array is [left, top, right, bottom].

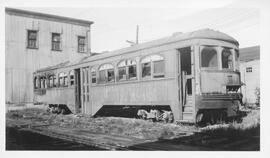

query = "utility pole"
[[126, 25, 139, 46], [136, 25, 139, 44]]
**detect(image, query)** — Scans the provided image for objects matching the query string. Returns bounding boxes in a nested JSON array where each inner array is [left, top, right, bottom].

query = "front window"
[[27, 30, 38, 49], [222, 48, 233, 69], [201, 47, 218, 68], [52, 33, 61, 51], [234, 49, 240, 71]]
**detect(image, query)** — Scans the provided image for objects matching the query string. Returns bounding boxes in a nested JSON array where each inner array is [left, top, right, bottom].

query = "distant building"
[[239, 45, 260, 104], [5, 8, 93, 104]]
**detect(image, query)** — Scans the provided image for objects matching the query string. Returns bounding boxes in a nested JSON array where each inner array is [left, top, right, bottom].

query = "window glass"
[[246, 67, 252, 73], [142, 62, 151, 78], [53, 75, 57, 87], [99, 70, 106, 83], [27, 30, 38, 49], [153, 60, 165, 78], [52, 33, 61, 51], [117, 59, 137, 81], [34, 77, 38, 89], [201, 47, 218, 68], [59, 72, 64, 86], [49, 76, 53, 88], [222, 48, 233, 69], [69, 70, 75, 86], [128, 65, 137, 79], [118, 67, 126, 80], [91, 68, 96, 84], [78, 36, 86, 53], [235, 49, 240, 71], [99, 64, 114, 83], [141, 55, 164, 78], [107, 69, 115, 82]]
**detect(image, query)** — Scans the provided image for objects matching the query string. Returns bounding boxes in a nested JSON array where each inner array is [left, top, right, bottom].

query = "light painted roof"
[[80, 28, 238, 63], [240, 45, 260, 62]]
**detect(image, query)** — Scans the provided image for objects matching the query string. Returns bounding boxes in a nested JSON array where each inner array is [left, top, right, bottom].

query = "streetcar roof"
[[35, 28, 238, 73]]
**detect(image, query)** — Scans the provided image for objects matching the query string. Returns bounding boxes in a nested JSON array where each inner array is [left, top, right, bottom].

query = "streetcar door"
[[81, 67, 90, 114], [179, 47, 195, 121], [74, 69, 81, 113]]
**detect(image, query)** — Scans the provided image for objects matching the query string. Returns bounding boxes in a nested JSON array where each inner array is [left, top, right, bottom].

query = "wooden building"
[[5, 8, 93, 104], [239, 45, 260, 104]]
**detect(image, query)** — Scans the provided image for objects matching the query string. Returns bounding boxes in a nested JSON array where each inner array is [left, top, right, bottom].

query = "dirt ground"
[[6, 104, 260, 150]]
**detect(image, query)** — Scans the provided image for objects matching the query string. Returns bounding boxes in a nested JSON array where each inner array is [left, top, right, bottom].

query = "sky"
[[14, 0, 259, 53]]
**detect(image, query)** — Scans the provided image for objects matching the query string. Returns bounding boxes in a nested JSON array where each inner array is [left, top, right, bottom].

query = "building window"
[[52, 33, 61, 51], [201, 47, 218, 68], [69, 70, 75, 86], [27, 30, 38, 49], [246, 67, 252, 73], [91, 68, 97, 84], [222, 48, 233, 69], [98, 64, 115, 83], [78, 36, 86, 53], [117, 59, 137, 81], [141, 55, 165, 78]]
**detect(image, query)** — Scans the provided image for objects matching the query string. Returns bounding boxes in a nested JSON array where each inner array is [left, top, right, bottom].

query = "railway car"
[[33, 29, 242, 123]]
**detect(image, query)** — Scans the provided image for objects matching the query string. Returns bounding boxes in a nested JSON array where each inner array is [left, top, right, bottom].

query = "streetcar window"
[[142, 62, 151, 78], [49, 75, 53, 88], [53, 75, 57, 87], [99, 70, 106, 83], [64, 74, 68, 86], [118, 66, 126, 80], [91, 68, 96, 84], [153, 60, 165, 78], [222, 48, 233, 69], [117, 59, 137, 81], [40, 77, 46, 89], [235, 49, 240, 71], [69, 70, 75, 86], [141, 55, 165, 78], [128, 64, 137, 79], [107, 69, 115, 82], [59, 72, 64, 87], [201, 47, 218, 68], [99, 64, 115, 83], [34, 76, 39, 89]]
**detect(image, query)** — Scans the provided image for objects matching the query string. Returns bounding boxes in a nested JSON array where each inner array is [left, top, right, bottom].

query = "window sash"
[[142, 62, 151, 78], [222, 48, 233, 69], [27, 30, 38, 48], [128, 65, 137, 79], [107, 69, 115, 82], [78, 36, 86, 52], [52, 33, 61, 50], [201, 47, 218, 68], [118, 67, 126, 81]]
